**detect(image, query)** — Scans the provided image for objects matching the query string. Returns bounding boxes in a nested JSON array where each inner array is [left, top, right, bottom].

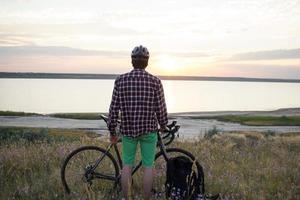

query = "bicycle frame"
[[91, 132, 170, 181]]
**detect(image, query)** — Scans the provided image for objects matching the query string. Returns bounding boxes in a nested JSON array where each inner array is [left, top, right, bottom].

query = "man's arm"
[[155, 79, 168, 129], [108, 78, 120, 136]]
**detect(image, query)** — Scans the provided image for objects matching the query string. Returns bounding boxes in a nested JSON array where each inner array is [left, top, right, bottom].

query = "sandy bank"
[[0, 115, 299, 138], [170, 107, 300, 117]]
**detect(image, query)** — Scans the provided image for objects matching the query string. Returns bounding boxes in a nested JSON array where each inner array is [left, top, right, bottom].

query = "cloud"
[[229, 48, 300, 60], [0, 45, 129, 57], [167, 51, 209, 58], [205, 62, 300, 79], [0, 33, 36, 46], [0, 45, 212, 59]]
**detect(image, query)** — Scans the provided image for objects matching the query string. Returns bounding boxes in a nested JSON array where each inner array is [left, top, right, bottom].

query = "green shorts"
[[122, 132, 157, 167]]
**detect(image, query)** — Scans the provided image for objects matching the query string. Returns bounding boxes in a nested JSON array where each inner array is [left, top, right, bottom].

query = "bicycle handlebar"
[[100, 114, 180, 145], [166, 121, 177, 129]]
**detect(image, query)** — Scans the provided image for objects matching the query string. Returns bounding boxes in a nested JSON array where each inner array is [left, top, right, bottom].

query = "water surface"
[[0, 78, 299, 113]]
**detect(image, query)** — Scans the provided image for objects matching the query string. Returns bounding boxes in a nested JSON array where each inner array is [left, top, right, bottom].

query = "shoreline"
[[1, 107, 300, 117], [1, 115, 300, 138], [1, 72, 300, 83], [1, 108, 299, 137], [170, 107, 300, 117]]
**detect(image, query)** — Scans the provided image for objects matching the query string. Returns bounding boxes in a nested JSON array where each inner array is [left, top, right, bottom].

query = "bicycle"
[[61, 115, 204, 199]]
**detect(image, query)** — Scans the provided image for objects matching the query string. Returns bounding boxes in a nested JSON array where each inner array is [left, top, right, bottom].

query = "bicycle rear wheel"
[[61, 146, 120, 199], [153, 148, 204, 198]]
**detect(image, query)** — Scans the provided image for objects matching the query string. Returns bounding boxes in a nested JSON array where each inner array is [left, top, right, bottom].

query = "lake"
[[0, 78, 300, 114]]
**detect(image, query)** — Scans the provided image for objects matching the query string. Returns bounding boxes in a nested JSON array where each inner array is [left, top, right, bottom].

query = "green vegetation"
[[0, 127, 97, 144], [2, 110, 300, 126], [0, 111, 40, 116], [48, 112, 104, 120], [0, 127, 299, 199], [204, 125, 221, 139], [0, 111, 104, 120], [189, 115, 300, 126], [39, 113, 300, 126], [218, 115, 300, 126]]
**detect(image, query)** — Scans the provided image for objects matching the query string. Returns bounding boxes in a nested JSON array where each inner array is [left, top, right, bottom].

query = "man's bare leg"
[[121, 165, 132, 199], [143, 167, 154, 200]]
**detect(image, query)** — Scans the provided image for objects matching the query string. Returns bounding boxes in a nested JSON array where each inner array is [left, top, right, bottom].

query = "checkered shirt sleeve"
[[108, 78, 120, 135], [155, 79, 168, 128]]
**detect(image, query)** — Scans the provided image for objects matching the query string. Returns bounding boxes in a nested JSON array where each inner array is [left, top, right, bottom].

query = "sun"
[[155, 55, 181, 75]]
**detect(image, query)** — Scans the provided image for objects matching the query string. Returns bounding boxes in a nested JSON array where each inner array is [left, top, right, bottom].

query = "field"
[[47, 113, 300, 126], [49, 113, 300, 126], [0, 111, 40, 117], [0, 127, 299, 199], [48, 112, 104, 120], [188, 115, 300, 126], [2, 110, 300, 126]]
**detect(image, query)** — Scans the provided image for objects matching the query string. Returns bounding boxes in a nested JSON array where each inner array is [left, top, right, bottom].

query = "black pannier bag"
[[165, 156, 219, 200]]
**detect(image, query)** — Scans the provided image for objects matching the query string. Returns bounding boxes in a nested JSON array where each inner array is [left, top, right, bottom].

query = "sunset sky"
[[0, 0, 300, 78]]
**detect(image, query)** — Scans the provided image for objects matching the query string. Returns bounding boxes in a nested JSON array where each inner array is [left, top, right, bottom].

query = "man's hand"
[[159, 126, 168, 133], [110, 135, 119, 144]]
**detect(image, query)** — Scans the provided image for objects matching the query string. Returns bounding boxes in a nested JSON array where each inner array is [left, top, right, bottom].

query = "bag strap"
[[191, 159, 205, 195]]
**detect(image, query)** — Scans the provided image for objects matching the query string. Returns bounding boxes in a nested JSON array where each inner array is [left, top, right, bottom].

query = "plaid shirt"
[[108, 68, 168, 138]]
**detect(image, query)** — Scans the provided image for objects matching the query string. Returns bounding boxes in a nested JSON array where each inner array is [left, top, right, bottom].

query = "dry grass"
[[0, 128, 299, 199]]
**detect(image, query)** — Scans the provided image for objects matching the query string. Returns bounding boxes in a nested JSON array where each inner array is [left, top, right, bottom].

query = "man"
[[107, 45, 168, 200]]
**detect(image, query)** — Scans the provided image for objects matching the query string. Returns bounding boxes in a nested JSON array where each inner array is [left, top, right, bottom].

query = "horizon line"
[[0, 71, 300, 83]]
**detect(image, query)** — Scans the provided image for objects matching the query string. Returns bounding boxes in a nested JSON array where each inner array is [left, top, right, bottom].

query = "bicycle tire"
[[152, 148, 205, 198], [61, 146, 120, 199]]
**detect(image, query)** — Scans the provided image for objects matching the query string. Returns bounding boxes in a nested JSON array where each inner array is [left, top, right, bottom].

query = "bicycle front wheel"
[[61, 146, 120, 199], [153, 148, 204, 198]]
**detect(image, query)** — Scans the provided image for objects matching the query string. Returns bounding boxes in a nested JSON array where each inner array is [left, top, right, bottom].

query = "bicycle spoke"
[[62, 146, 120, 199], [93, 172, 118, 181]]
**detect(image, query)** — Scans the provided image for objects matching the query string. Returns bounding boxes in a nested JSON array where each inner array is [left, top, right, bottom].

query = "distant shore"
[[1, 108, 300, 136], [1, 107, 300, 118], [170, 107, 300, 117], [1, 72, 300, 83]]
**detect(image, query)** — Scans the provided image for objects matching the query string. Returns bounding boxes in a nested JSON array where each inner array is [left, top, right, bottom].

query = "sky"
[[0, 0, 300, 79]]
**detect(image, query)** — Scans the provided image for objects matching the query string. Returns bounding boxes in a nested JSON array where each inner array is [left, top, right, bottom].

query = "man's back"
[[108, 68, 168, 137], [108, 45, 168, 200]]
